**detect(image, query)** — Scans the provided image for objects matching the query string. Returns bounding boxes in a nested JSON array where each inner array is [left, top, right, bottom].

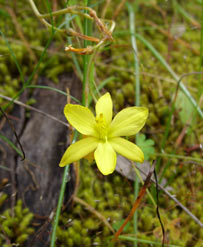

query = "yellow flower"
[[59, 93, 148, 175]]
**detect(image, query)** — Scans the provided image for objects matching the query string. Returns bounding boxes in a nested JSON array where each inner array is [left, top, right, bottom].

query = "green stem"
[[82, 0, 91, 106], [88, 76, 116, 105], [156, 104, 175, 171], [0, 133, 23, 158], [50, 132, 78, 247], [154, 152, 203, 164], [127, 3, 140, 247], [50, 1, 91, 245], [26, 85, 81, 103], [174, 0, 199, 27], [135, 33, 203, 119], [199, 0, 203, 99], [119, 235, 182, 247]]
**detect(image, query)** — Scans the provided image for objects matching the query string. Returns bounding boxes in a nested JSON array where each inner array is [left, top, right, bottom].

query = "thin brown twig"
[[151, 3, 168, 26], [28, 0, 115, 54], [0, 94, 69, 128], [0, 115, 6, 131], [113, 162, 155, 242], [0, 107, 25, 160], [5, 6, 37, 62], [23, 163, 40, 190], [134, 164, 203, 228], [112, 0, 127, 20], [101, 0, 111, 19], [146, 20, 199, 55], [73, 196, 115, 234], [52, 0, 58, 21], [175, 120, 191, 147], [0, 36, 67, 58]]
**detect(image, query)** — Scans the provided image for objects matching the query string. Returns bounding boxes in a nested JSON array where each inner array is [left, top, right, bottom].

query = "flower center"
[[95, 113, 108, 141]]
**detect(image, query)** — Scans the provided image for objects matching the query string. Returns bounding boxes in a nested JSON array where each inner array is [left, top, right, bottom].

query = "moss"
[[0, 193, 8, 208], [0, 198, 34, 245], [0, 0, 202, 246]]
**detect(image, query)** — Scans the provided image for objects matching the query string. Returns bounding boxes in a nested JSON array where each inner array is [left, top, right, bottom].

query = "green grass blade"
[[2, 26, 57, 112], [82, 0, 92, 106], [154, 152, 203, 165], [0, 133, 24, 158], [26, 85, 81, 104], [50, 131, 78, 247], [174, 0, 199, 26], [127, 3, 140, 246], [64, 10, 83, 80], [199, 0, 203, 99], [119, 235, 183, 247], [0, 30, 25, 84], [88, 76, 115, 105], [135, 33, 203, 119]]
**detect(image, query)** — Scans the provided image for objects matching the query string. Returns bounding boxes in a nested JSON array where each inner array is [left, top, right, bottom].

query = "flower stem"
[[154, 152, 203, 165], [199, 0, 203, 99], [50, 132, 78, 247], [127, 3, 140, 247], [82, 0, 92, 106]]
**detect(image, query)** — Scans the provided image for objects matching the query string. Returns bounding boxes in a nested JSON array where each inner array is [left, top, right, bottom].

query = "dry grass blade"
[[0, 107, 25, 160], [28, 0, 115, 55], [73, 196, 115, 234], [112, 162, 155, 242], [112, 0, 127, 20], [0, 94, 69, 128], [5, 6, 37, 62], [146, 20, 199, 55], [154, 169, 165, 247]]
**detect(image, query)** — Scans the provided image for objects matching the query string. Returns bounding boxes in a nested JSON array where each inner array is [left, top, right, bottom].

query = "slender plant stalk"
[[135, 33, 203, 119], [0, 133, 24, 158], [174, 0, 200, 28], [1, 30, 55, 113], [88, 76, 116, 105], [156, 72, 203, 172], [50, 167, 69, 246], [82, 0, 91, 106], [50, 133, 78, 247], [26, 85, 81, 103], [133, 166, 156, 207], [51, 1, 93, 245], [119, 235, 182, 247], [127, 3, 140, 247], [199, 0, 203, 99], [154, 152, 203, 165], [82, 2, 88, 103], [0, 30, 24, 84], [64, 4, 83, 80]]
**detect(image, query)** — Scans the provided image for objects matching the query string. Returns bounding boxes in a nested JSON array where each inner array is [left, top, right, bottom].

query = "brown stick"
[[6, 6, 37, 62], [146, 20, 199, 55], [112, 162, 155, 242], [113, 0, 127, 20], [73, 196, 115, 234]]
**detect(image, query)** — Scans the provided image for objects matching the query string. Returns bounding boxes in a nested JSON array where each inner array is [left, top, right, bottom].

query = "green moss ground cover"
[[0, 0, 202, 246]]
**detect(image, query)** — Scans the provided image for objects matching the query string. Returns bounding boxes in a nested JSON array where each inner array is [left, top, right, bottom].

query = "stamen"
[[95, 113, 108, 140]]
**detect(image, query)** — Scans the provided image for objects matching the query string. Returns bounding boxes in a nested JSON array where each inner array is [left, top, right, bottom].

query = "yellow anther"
[[95, 113, 108, 140]]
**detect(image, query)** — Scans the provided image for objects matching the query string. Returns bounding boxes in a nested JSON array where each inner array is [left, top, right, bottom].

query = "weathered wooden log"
[[0, 73, 81, 246]]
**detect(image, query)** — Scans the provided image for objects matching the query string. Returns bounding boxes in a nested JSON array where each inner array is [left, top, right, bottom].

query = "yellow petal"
[[95, 93, 112, 125], [94, 141, 117, 175], [64, 104, 97, 136], [59, 137, 98, 167], [109, 107, 148, 137], [109, 137, 144, 163]]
